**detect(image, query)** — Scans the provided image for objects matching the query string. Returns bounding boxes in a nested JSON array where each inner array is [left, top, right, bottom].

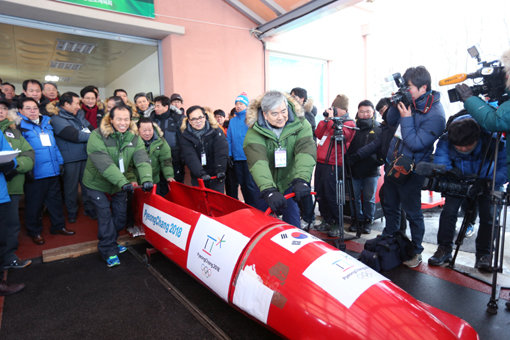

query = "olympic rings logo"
[[201, 264, 212, 278]]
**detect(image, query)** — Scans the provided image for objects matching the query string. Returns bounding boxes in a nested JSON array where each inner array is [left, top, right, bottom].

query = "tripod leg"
[[449, 198, 477, 269]]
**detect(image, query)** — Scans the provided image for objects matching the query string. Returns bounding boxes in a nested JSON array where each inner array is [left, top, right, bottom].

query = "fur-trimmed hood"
[[45, 100, 59, 116], [246, 92, 304, 128], [180, 112, 219, 132], [152, 121, 164, 138], [4, 109, 22, 128], [303, 97, 314, 113], [99, 112, 138, 137]]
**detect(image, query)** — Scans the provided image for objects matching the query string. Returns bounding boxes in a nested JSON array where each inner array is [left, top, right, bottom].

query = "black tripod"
[[324, 117, 358, 251]]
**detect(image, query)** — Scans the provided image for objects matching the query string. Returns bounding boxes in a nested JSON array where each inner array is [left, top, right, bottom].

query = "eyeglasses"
[[189, 116, 205, 122]]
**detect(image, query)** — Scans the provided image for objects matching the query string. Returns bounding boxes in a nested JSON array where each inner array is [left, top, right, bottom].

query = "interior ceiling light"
[[56, 39, 96, 54], [44, 75, 60, 82], [50, 60, 82, 70]]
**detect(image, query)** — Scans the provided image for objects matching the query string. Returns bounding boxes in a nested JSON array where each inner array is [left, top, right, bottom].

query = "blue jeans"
[[233, 160, 265, 210], [351, 176, 379, 222], [382, 172, 425, 254], [87, 188, 127, 260]]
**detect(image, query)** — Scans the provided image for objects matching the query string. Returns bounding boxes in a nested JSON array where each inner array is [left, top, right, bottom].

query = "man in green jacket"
[[137, 117, 174, 196], [83, 104, 153, 267], [243, 91, 316, 227], [0, 101, 34, 269]]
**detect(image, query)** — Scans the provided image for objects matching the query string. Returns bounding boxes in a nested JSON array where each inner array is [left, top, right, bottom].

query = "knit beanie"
[[331, 94, 349, 111], [235, 92, 249, 106]]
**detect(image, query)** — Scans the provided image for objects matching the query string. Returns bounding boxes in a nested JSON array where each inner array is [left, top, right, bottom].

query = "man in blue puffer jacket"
[[428, 116, 506, 271], [382, 66, 446, 268], [18, 97, 75, 245]]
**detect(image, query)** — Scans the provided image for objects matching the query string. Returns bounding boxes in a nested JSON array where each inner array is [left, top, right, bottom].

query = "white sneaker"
[[403, 254, 422, 268]]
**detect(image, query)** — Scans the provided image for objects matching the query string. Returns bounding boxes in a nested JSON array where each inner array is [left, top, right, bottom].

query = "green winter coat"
[[83, 113, 152, 194], [137, 123, 173, 183], [0, 110, 34, 195], [243, 93, 317, 193], [464, 90, 510, 179]]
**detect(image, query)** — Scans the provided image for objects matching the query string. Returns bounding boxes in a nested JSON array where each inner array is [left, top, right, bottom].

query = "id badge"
[[82, 127, 91, 133], [201, 152, 207, 166], [274, 148, 287, 168], [40, 133, 52, 146], [119, 157, 125, 173]]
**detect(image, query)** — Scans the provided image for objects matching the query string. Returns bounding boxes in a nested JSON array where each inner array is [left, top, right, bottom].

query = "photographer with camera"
[[382, 66, 446, 267], [314, 94, 356, 237], [428, 117, 506, 271], [455, 49, 510, 179]]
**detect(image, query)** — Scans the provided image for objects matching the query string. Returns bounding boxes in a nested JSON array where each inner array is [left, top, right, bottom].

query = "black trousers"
[[314, 162, 341, 225], [24, 176, 66, 236], [1, 194, 21, 265]]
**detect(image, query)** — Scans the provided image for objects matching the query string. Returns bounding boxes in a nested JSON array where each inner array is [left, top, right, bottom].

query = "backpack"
[[358, 231, 414, 272]]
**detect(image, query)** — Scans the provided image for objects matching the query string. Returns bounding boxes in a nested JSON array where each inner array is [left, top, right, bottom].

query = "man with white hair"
[[243, 90, 316, 227]]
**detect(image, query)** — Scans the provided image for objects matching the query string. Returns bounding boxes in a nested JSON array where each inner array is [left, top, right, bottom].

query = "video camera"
[[439, 46, 508, 105], [415, 162, 486, 198], [386, 73, 413, 107]]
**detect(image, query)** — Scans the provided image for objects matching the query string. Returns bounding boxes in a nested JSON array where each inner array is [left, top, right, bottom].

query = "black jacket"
[[179, 120, 228, 179], [347, 118, 382, 178], [151, 107, 184, 161]]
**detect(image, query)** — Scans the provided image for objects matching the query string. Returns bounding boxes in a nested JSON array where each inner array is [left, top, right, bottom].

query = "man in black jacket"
[[151, 95, 185, 189]]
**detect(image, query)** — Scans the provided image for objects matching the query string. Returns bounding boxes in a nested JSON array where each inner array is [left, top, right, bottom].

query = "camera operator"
[[382, 66, 446, 267], [428, 117, 506, 271], [455, 48, 510, 180], [314, 94, 356, 237]]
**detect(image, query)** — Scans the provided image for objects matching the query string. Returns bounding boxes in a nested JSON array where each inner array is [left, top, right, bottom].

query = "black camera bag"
[[358, 231, 414, 272]]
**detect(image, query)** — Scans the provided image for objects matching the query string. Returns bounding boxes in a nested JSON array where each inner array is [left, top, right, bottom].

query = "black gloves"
[[216, 172, 226, 182], [0, 160, 15, 174], [261, 188, 287, 215], [455, 84, 474, 102], [201, 174, 211, 181], [142, 181, 154, 192], [4, 168, 18, 181], [122, 183, 134, 193], [291, 178, 311, 202]]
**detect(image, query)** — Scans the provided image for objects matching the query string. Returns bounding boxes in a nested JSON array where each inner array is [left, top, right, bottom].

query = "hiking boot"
[[403, 254, 422, 268], [300, 219, 313, 231], [465, 224, 475, 238], [328, 226, 340, 237], [106, 255, 121, 268], [348, 224, 358, 232], [362, 225, 371, 234], [314, 220, 331, 232], [4, 258, 32, 270], [118, 245, 127, 254], [428, 247, 452, 266], [475, 254, 492, 273]]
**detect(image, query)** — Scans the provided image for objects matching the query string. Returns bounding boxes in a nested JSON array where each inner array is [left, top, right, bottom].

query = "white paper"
[[40, 133, 52, 146], [0, 150, 20, 163]]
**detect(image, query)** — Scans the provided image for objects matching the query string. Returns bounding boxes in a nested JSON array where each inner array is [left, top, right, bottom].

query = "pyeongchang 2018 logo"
[[195, 234, 226, 278]]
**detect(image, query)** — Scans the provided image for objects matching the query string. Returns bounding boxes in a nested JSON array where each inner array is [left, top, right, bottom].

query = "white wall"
[[105, 51, 160, 101]]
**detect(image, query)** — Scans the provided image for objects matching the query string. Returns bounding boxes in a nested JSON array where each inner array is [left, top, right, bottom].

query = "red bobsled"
[[132, 181, 478, 340]]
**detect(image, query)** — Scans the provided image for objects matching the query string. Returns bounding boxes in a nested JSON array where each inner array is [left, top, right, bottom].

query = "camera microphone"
[[439, 74, 468, 86]]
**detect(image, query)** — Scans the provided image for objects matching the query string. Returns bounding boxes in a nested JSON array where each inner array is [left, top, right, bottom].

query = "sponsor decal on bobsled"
[[303, 249, 388, 308], [187, 215, 250, 301], [142, 203, 191, 250]]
